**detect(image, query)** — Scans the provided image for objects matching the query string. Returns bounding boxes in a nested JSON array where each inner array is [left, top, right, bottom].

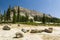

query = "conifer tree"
[[42, 13, 45, 24], [0, 11, 1, 23], [6, 5, 11, 21], [13, 9, 16, 23], [16, 6, 20, 22], [25, 13, 29, 22], [4, 10, 6, 22], [34, 15, 38, 21]]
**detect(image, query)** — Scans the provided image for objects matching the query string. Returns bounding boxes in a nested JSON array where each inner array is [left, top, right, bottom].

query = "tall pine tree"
[[0, 11, 1, 23], [25, 13, 29, 22], [42, 13, 46, 24], [16, 6, 20, 22], [13, 9, 16, 23], [34, 15, 38, 21], [4, 10, 6, 22], [6, 5, 11, 21]]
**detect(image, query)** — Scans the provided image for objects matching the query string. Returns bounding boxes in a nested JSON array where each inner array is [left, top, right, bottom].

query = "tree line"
[[0, 6, 60, 24], [0, 6, 30, 23]]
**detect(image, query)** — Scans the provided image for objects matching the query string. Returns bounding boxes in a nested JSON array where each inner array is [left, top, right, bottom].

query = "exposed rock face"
[[3, 25, 11, 30], [13, 6, 52, 17], [30, 28, 53, 33], [10, 6, 52, 21], [30, 29, 44, 33], [44, 28, 53, 33]]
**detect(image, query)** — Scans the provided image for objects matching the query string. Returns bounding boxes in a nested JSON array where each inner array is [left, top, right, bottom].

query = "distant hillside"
[[12, 6, 52, 18]]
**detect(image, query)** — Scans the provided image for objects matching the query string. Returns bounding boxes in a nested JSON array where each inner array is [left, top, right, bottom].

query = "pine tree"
[[6, 5, 11, 21], [0, 14, 3, 23], [34, 15, 38, 21], [0, 10, 3, 23], [13, 9, 16, 23], [25, 13, 29, 22], [29, 19, 33, 22], [42, 13, 45, 24], [4, 10, 6, 22], [0, 11, 1, 23], [16, 6, 20, 22]]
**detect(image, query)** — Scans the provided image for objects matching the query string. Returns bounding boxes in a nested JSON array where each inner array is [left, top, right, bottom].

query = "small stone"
[[14, 32, 23, 38], [18, 24, 20, 27], [30, 30, 36, 33], [21, 29, 29, 33]]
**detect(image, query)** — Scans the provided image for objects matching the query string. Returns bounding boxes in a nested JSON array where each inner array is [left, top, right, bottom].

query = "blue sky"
[[0, 0, 60, 18]]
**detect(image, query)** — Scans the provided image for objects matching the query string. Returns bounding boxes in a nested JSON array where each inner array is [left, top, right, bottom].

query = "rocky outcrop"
[[30, 29, 44, 33], [30, 28, 53, 33], [44, 28, 53, 33], [13, 32, 23, 38], [3, 25, 11, 30]]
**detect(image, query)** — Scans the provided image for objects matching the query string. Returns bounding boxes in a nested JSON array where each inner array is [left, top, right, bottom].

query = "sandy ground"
[[0, 24, 60, 40]]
